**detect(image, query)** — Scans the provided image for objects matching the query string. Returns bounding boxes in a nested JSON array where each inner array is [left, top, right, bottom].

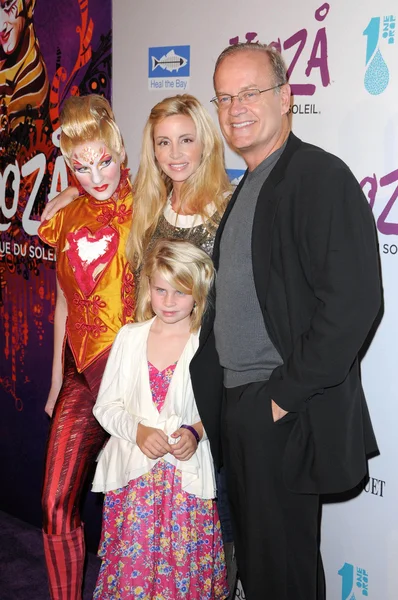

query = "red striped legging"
[[42, 345, 109, 599]]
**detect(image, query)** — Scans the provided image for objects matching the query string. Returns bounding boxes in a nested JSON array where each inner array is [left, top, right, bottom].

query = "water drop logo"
[[364, 48, 389, 95], [363, 16, 395, 95]]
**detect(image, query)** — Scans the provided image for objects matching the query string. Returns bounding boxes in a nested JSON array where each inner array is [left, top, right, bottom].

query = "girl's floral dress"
[[93, 362, 229, 600]]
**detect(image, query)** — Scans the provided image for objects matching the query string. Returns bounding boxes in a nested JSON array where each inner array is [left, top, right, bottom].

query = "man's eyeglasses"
[[210, 84, 284, 109]]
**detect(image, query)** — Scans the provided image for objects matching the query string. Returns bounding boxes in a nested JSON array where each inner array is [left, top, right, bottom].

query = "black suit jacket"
[[190, 132, 381, 495]]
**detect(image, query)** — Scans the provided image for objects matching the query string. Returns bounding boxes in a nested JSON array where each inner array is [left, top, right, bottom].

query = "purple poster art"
[[361, 169, 398, 237], [0, 0, 111, 409], [229, 3, 331, 96], [0, 0, 111, 537]]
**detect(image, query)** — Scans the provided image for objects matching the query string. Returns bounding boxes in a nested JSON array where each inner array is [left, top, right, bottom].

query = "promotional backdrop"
[[1, 1, 396, 596], [0, 0, 112, 547], [112, 1, 397, 598]]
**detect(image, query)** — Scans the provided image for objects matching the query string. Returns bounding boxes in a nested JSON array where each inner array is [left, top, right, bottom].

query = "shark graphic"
[[151, 49, 188, 73]]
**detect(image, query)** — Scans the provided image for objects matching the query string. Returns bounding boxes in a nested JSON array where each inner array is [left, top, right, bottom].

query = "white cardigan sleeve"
[[93, 326, 141, 444]]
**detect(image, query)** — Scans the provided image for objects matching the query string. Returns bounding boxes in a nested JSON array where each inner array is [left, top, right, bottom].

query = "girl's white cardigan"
[[92, 318, 216, 499]]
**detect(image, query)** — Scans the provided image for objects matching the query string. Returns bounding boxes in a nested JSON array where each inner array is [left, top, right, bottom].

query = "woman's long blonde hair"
[[126, 94, 231, 270], [136, 239, 215, 333]]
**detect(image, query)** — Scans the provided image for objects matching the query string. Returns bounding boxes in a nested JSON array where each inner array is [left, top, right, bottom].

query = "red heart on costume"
[[66, 225, 119, 297]]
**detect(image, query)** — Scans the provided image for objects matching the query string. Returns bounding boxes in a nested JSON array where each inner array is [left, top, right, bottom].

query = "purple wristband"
[[180, 424, 200, 444]]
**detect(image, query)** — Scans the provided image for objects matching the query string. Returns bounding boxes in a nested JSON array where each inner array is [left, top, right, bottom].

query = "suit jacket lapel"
[[251, 181, 279, 311], [252, 132, 302, 311]]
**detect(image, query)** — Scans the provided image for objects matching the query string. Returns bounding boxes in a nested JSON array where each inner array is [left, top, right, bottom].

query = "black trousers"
[[222, 381, 325, 600]]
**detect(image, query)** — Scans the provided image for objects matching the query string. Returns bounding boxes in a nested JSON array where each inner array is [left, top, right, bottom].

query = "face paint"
[[77, 145, 103, 166], [71, 141, 123, 201]]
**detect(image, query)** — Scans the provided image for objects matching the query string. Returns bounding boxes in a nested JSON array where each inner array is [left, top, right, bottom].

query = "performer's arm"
[[41, 186, 79, 222], [45, 279, 68, 417]]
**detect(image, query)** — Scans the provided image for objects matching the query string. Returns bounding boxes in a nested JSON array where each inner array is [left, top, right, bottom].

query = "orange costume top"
[[38, 172, 134, 372]]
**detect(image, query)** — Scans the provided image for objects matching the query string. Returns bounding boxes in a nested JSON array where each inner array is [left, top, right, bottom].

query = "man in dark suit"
[[190, 42, 381, 600]]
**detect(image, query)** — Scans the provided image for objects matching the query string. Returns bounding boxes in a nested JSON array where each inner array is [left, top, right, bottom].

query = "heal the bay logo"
[[338, 562, 369, 599], [363, 15, 395, 95], [148, 46, 190, 91]]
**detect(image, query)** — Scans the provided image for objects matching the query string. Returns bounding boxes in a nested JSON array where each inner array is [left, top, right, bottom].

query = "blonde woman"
[[126, 93, 231, 269]]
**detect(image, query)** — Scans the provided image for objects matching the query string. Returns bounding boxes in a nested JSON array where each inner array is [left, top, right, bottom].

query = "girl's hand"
[[137, 424, 172, 459], [170, 427, 199, 461]]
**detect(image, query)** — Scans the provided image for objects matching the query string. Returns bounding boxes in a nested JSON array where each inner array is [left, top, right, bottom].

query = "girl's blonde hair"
[[136, 239, 214, 333], [126, 94, 231, 270], [60, 94, 125, 167]]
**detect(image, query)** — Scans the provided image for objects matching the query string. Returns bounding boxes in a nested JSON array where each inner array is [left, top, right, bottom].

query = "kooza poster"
[[0, 0, 112, 524]]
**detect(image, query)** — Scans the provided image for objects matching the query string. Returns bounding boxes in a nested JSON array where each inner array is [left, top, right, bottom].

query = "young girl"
[[38, 94, 133, 600], [91, 239, 229, 600]]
